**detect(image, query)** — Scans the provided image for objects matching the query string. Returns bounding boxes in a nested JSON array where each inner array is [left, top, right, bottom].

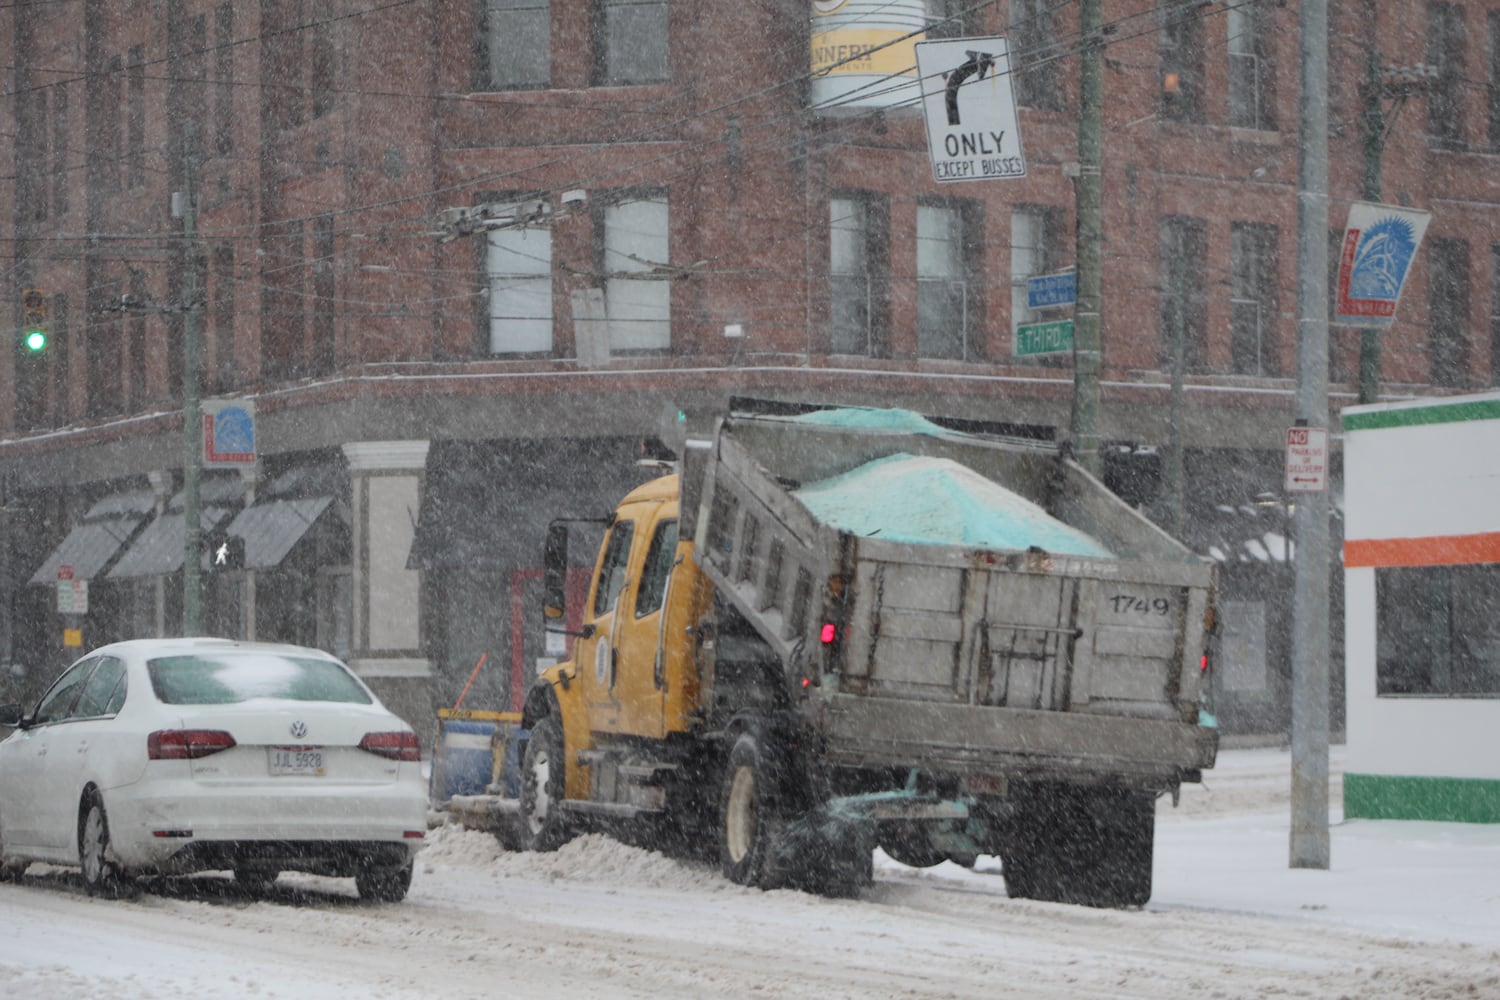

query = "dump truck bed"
[[689, 408, 1218, 785]]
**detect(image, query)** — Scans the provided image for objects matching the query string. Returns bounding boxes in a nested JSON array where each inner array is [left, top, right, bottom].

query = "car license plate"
[[269, 747, 325, 776]]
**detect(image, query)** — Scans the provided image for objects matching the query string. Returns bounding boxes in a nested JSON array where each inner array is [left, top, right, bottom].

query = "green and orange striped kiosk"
[[1342, 390, 1500, 823]]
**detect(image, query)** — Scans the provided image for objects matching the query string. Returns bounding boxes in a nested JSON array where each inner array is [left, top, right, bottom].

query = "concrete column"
[[342, 440, 431, 730]]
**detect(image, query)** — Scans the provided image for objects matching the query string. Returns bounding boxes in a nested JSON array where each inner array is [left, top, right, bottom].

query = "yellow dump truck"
[[448, 405, 1219, 906]]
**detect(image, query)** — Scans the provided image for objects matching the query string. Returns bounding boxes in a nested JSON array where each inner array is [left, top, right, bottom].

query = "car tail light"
[[359, 731, 421, 761], [148, 729, 237, 760]]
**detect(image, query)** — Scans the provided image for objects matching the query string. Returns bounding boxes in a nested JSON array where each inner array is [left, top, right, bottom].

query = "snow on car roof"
[[793, 452, 1114, 558]]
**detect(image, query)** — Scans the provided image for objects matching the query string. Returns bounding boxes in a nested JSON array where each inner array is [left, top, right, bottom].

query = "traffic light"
[[204, 530, 245, 570], [21, 288, 47, 353]]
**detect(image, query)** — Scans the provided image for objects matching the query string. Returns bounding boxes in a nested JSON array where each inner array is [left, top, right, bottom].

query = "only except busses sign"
[[1285, 426, 1329, 493], [915, 36, 1025, 184]]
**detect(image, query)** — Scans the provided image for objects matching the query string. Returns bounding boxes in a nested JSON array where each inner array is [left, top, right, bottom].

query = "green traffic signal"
[[24, 328, 47, 352]]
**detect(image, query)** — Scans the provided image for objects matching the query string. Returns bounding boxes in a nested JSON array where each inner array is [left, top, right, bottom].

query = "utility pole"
[[1070, 0, 1104, 477], [1356, 53, 1437, 403], [180, 121, 204, 635], [1290, 0, 1331, 871]]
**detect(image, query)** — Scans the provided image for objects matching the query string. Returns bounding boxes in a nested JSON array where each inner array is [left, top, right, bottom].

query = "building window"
[[52, 84, 70, 215], [487, 216, 554, 354], [213, 244, 237, 392], [312, 214, 335, 374], [1010, 205, 1064, 362], [100, 55, 124, 194], [1488, 11, 1500, 152], [311, 18, 335, 118], [263, 0, 305, 132], [830, 195, 887, 356], [917, 202, 975, 360], [261, 220, 307, 380], [128, 48, 147, 188], [1160, 0, 1205, 124], [1161, 216, 1208, 373], [1010, 0, 1061, 111], [1427, 2, 1466, 149], [603, 196, 670, 351], [128, 273, 148, 408], [483, 0, 551, 89], [89, 288, 126, 419], [1429, 236, 1470, 388], [1229, 222, 1280, 376], [1377, 565, 1500, 696], [215, 3, 235, 155], [1227, 0, 1274, 130], [594, 0, 669, 86]]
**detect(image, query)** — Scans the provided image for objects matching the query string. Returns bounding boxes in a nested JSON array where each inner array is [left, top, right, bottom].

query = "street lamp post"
[[175, 122, 205, 636]]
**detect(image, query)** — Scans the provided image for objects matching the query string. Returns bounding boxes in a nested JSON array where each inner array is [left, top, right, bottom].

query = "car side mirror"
[[0, 703, 25, 728]]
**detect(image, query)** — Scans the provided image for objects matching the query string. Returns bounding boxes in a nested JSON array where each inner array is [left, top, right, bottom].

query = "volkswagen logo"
[[289, 720, 308, 739]]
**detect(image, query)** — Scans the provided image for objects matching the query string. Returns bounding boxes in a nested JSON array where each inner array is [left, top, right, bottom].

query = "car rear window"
[[147, 653, 373, 705]]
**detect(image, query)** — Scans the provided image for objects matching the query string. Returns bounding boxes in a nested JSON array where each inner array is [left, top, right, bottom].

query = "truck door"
[[611, 515, 679, 739], [576, 517, 636, 728]]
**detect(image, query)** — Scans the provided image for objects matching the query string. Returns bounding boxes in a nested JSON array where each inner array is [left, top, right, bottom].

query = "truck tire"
[[519, 716, 571, 852], [718, 732, 782, 887], [1002, 784, 1155, 908]]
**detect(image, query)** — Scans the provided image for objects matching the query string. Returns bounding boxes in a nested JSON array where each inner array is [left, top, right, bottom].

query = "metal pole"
[[1357, 48, 1385, 404], [182, 122, 203, 636], [1291, 0, 1331, 870], [1070, 0, 1104, 477], [1166, 268, 1186, 537]]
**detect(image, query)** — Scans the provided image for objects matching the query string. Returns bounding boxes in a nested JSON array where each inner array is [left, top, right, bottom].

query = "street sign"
[[202, 399, 257, 467], [57, 578, 88, 615], [1284, 426, 1329, 493], [1026, 271, 1076, 310], [1015, 318, 1074, 357], [915, 37, 1025, 184], [1333, 201, 1431, 327]]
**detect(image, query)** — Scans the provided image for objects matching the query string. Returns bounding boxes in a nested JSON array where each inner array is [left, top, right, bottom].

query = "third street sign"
[[1015, 319, 1074, 357]]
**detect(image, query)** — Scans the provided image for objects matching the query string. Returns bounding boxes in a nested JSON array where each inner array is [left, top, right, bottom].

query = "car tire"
[[519, 716, 571, 852], [78, 794, 129, 899], [234, 867, 279, 894], [355, 859, 413, 903], [0, 815, 29, 882]]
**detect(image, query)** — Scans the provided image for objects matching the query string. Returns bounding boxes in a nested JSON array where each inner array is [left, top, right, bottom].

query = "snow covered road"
[[2, 747, 1497, 999]]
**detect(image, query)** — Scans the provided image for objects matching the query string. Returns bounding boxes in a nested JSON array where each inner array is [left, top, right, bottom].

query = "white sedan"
[[0, 638, 428, 901]]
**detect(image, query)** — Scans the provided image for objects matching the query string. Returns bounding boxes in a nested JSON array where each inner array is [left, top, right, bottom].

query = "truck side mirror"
[[543, 523, 568, 623]]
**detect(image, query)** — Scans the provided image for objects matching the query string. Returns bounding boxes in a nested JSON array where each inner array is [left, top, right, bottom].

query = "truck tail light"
[[820, 622, 837, 644], [359, 731, 422, 761], [148, 729, 237, 760]]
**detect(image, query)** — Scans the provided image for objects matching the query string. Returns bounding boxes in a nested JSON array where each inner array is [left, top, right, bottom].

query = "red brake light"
[[148, 729, 237, 760], [820, 623, 837, 644], [359, 731, 421, 762], [1200, 653, 1210, 672]]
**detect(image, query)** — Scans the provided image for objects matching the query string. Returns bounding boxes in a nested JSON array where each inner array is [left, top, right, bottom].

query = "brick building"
[[3, 0, 1498, 733]]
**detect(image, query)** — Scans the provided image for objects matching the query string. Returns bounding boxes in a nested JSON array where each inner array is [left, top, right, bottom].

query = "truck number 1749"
[[1108, 594, 1172, 616]]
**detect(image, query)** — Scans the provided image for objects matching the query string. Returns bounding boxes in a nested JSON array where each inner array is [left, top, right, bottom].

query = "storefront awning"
[[107, 508, 233, 579], [28, 488, 157, 585], [223, 496, 333, 570]]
